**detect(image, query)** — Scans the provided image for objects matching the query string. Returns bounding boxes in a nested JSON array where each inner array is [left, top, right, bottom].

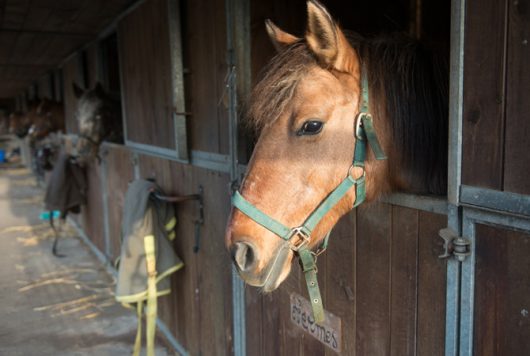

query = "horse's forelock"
[[246, 41, 316, 132]]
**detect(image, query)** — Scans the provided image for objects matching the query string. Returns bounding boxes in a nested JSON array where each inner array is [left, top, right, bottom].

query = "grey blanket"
[[44, 152, 86, 216], [115, 179, 183, 303]]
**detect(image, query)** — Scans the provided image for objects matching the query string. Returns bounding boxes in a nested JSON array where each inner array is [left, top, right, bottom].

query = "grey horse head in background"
[[73, 82, 123, 163]]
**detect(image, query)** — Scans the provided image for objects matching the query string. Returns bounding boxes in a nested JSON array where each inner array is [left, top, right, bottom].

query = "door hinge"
[[438, 228, 471, 262]]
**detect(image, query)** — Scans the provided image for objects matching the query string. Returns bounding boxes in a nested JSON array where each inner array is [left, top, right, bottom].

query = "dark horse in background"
[[28, 99, 66, 141], [226, 0, 447, 295], [9, 101, 39, 139], [72, 82, 123, 164], [8, 99, 65, 140]]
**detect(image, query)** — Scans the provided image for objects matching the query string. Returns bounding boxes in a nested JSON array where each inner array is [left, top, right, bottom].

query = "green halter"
[[232, 70, 386, 323]]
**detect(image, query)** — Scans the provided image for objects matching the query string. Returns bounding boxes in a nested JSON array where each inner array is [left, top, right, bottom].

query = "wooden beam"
[[0, 28, 93, 38]]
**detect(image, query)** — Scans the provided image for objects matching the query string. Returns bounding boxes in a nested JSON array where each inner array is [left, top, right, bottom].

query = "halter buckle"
[[287, 227, 310, 252], [355, 112, 371, 140]]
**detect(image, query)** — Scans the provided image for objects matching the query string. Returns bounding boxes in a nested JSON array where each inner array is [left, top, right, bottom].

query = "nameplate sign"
[[290, 293, 342, 352]]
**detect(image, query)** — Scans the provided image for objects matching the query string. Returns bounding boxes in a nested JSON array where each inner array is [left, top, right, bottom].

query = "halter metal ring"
[[348, 165, 366, 180], [287, 226, 310, 252]]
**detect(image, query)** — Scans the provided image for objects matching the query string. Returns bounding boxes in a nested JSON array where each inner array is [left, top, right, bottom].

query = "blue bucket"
[[0, 149, 5, 163]]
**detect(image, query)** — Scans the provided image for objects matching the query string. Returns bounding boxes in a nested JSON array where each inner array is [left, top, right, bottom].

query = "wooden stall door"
[[472, 224, 530, 356], [462, 0, 530, 195]]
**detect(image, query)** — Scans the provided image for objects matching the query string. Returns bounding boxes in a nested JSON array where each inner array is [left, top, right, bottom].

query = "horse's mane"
[[246, 32, 448, 195]]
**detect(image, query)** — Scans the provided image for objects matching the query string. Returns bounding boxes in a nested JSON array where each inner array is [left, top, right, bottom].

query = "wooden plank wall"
[[246, 206, 447, 356], [85, 43, 100, 89], [117, 0, 175, 150], [36, 73, 53, 100], [101, 144, 134, 260], [62, 56, 81, 134], [473, 224, 530, 356], [136, 155, 233, 355], [462, 0, 530, 195], [182, 0, 229, 154], [70, 0, 236, 353], [80, 160, 106, 253]]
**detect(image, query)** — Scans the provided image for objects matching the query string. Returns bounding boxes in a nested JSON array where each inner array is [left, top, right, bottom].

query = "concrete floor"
[[0, 150, 171, 355]]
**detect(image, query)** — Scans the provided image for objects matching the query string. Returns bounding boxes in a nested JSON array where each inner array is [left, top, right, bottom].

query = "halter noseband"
[[231, 69, 386, 323]]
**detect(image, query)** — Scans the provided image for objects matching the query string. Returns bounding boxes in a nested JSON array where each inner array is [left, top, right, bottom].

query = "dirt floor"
[[0, 142, 171, 355]]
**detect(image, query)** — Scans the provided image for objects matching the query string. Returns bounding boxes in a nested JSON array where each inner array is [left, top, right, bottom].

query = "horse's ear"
[[265, 19, 300, 53], [305, 0, 358, 73], [72, 83, 84, 99]]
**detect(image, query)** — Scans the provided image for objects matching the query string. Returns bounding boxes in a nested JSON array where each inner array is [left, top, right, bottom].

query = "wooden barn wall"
[[136, 154, 234, 354], [62, 56, 81, 134], [473, 224, 530, 356], [80, 160, 106, 253], [182, 0, 229, 154], [79, 0, 236, 352], [246, 205, 447, 356], [462, 0, 530, 195], [36, 73, 53, 100], [102, 145, 134, 260], [118, 0, 175, 150], [85, 43, 100, 89]]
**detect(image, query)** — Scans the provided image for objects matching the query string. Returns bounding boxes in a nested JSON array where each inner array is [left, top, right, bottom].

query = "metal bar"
[[117, 28, 129, 147], [459, 209, 476, 356], [168, 0, 188, 162], [155, 319, 190, 356], [447, 0, 466, 206], [124, 140, 180, 160], [107, 140, 231, 173], [100, 150, 112, 258], [460, 185, 530, 218], [445, 203, 462, 356], [380, 192, 448, 215], [463, 207, 530, 234], [191, 150, 230, 173], [226, 0, 248, 355], [445, 0, 467, 354], [151, 192, 200, 203]]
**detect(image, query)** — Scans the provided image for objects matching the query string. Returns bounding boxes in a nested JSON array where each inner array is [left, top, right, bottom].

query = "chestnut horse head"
[[225, 0, 447, 296], [28, 99, 66, 141], [9, 100, 40, 138], [73, 82, 122, 163]]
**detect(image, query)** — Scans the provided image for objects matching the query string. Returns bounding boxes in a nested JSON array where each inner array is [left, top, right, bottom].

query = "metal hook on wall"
[[149, 183, 204, 253]]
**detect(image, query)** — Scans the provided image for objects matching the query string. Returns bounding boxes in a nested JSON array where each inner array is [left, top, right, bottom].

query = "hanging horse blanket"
[[44, 152, 86, 216], [115, 179, 183, 356]]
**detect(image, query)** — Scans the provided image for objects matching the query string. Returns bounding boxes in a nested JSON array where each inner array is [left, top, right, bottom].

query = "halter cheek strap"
[[231, 69, 386, 323]]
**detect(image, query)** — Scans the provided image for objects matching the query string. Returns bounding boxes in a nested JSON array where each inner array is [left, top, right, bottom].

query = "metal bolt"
[[523, 39, 528, 46], [313, 299, 319, 304], [522, 309, 529, 317]]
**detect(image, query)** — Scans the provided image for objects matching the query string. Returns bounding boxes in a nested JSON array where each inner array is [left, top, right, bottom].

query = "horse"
[[225, 0, 447, 319], [27, 98, 66, 142], [9, 100, 40, 139], [72, 82, 123, 163]]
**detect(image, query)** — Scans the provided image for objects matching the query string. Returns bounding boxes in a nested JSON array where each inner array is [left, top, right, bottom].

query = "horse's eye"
[[297, 120, 324, 136]]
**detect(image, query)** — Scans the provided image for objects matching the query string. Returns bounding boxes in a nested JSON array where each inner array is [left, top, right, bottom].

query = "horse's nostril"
[[231, 242, 256, 272]]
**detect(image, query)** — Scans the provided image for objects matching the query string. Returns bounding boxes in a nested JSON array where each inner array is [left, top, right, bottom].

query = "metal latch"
[[438, 228, 471, 262]]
